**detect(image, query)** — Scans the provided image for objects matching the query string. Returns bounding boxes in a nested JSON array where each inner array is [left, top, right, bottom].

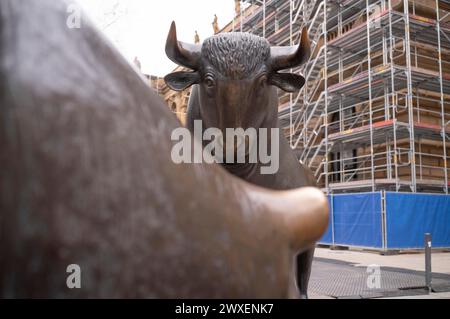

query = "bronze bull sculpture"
[[164, 23, 317, 298], [0, 0, 328, 298]]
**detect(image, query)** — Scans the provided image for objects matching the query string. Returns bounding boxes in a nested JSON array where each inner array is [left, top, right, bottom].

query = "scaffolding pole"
[[324, 0, 329, 192], [436, 0, 449, 194], [366, 0, 376, 192], [403, 0, 417, 192]]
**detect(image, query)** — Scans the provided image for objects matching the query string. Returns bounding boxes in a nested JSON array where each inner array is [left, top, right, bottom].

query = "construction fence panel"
[[319, 195, 334, 244], [319, 192, 383, 248], [385, 192, 450, 249]]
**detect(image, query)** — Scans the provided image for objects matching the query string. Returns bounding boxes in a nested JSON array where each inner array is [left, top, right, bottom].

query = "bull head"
[[164, 21, 311, 134], [164, 21, 310, 93]]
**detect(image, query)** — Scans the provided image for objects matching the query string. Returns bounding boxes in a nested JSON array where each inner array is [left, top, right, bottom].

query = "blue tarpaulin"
[[319, 192, 450, 249], [385, 192, 450, 249], [319, 193, 382, 248], [332, 193, 382, 248], [319, 195, 333, 244]]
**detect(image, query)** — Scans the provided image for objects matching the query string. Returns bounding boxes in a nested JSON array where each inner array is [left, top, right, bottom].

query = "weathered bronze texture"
[[165, 22, 318, 298], [0, 0, 328, 298]]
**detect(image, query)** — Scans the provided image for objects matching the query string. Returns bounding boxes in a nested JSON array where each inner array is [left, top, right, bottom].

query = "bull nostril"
[[235, 135, 244, 148], [217, 137, 224, 148]]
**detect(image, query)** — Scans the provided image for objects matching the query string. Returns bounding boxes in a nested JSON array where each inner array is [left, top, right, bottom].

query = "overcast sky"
[[77, 0, 236, 77]]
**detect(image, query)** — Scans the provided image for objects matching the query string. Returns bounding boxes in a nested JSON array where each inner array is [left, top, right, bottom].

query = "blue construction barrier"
[[319, 195, 333, 244], [319, 193, 383, 248], [319, 191, 450, 250], [385, 192, 450, 249]]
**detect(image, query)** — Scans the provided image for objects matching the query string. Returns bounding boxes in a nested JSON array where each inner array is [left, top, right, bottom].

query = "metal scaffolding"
[[235, 0, 450, 194]]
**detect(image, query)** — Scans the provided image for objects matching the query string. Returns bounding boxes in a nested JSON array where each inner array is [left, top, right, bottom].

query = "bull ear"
[[269, 72, 305, 92], [164, 71, 200, 91]]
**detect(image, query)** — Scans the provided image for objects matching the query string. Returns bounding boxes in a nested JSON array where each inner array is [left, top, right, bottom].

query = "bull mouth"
[[216, 135, 254, 163]]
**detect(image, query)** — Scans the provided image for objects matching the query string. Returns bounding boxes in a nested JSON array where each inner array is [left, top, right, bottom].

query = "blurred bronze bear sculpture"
[[0, 0, 328, 298], [165, 22, 317, 298]]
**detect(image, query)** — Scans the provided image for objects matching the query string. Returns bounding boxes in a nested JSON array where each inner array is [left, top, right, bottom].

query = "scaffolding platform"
[[328, 119, 450, 145]]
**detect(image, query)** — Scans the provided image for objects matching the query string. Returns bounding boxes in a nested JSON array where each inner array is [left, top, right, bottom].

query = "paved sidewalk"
[[314, 248, 450, 274], [382, 292, 450, 299], [308, 248, 450, 299]]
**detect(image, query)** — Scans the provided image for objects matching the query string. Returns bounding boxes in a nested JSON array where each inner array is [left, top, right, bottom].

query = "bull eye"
[[204, 75, 215, 89]]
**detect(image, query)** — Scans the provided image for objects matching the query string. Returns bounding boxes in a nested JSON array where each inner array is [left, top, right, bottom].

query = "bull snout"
[[218, 134, 244, 150], [217, 132, 253, 162]]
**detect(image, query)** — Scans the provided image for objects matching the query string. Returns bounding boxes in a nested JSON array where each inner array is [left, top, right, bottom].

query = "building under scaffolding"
[[243, 0, 450, 194]]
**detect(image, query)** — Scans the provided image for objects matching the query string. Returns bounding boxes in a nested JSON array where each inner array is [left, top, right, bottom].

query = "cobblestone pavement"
[[308, 248, 450, 299], [315, 248, 450, 274]]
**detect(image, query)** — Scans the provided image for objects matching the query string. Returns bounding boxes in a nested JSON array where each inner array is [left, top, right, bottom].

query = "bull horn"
[[270, 27, 311, 71], [248, 186, 329, 253], [165, 21, 201, 70]]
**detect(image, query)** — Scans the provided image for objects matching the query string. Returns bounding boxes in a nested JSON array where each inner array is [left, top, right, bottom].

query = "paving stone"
[[309, 257, 450, 298]]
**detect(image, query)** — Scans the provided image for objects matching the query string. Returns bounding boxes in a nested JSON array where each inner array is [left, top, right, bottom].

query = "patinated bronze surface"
[[0, 0, 328, 298], [165, 22, 318, 298]]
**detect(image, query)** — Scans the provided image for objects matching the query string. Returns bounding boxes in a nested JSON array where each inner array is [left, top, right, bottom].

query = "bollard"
[[424, 233, 432, 293]]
